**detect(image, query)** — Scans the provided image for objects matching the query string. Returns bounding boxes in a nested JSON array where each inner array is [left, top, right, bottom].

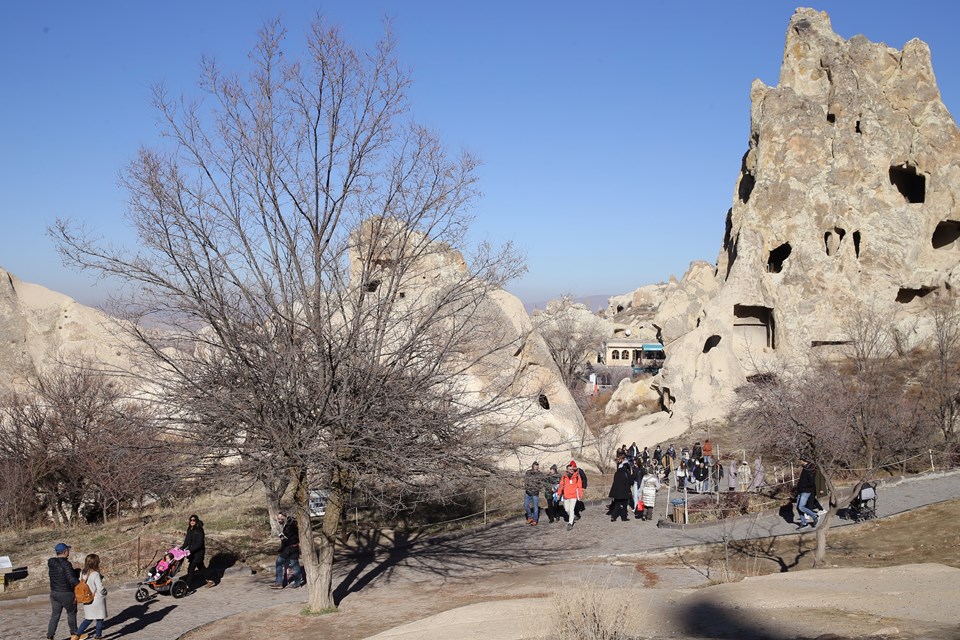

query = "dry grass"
[[0, 483, 273, 597], [544, 582, 637, 640], [662, 497, 960, 582]]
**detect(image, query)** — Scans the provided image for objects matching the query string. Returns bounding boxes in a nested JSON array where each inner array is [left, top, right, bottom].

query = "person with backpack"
[[557, 462, 583, 530], [608, 455, 633, 522], [76, 553, 108, 640], [47, 542, 81, 640]]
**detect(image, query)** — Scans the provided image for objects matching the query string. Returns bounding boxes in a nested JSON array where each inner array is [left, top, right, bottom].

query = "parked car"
[[309, 490, 328, 517]]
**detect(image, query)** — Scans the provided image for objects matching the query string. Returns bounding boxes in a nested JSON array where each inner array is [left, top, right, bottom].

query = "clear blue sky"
[[3, 1, 960, 308]]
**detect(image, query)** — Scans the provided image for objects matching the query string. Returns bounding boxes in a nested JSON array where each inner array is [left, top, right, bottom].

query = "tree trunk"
[[813, 508, 833, 567], [294, 466, 346, 612], [263, 475, 290, 536]]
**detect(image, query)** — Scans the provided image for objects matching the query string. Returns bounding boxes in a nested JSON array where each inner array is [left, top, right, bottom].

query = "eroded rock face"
[[0, 268, 133, 392], [660, 8, 960, 424]]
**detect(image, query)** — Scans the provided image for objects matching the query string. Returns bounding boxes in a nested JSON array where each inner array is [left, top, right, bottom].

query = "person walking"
[[795, 457, 821, 530], [76, 554, 107, 640], [640, 465, 661, 521], [271, 512, 304, 588], [47, 542, 80, 640], [523, 461, 545, 525], [608, 456, 632, 522], [558, 462, 583, 530], [703, 439, 713, 465], [181, 514, 214, 588], [544, 464, 561, 523]]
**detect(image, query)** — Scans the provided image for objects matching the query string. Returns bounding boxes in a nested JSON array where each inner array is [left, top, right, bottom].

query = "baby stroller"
[[135, 548, 191, 601], [847, 482, 877, 522]]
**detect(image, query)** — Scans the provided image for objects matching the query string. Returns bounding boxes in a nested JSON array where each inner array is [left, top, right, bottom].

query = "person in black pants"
[[181, 514, 214, 588], [608, 456, 632, 522], [47, 542, 80, 640]]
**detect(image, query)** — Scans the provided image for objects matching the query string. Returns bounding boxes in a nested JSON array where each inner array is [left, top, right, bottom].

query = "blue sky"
[[2, 1, 960, 308]]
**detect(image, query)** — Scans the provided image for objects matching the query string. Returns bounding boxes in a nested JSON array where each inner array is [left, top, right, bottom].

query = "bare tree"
[[919, 295, 960, 444], [535, 295, 606, 390], [0, 365, 168, 528], [53, 18, 532, 611]]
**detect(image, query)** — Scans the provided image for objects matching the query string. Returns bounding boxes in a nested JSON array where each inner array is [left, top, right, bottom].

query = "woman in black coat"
[[181, 514, 214, 588], [608, 458, 633, 522]]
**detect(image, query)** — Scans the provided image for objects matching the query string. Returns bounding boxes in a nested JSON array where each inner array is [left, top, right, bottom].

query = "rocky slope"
[[653, 8, 960, 424]]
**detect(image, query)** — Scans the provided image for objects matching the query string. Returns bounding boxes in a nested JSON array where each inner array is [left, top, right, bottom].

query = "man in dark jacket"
[[795, 457, 820, 529], [271, 513, 304, 588], [47, 542, 80, 640]]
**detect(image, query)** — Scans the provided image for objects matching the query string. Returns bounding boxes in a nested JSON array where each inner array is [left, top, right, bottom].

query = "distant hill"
[[525, 294, 611, 314]]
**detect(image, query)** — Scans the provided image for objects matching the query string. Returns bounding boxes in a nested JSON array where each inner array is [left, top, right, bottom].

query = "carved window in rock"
[[932, 221, 960, 250], [733, 304, 775, 350], [889, 164, 925, 204], [703, 335, 722, 354], [767, 242, 792, 273], [896, 287, 936, 304], [853, 231, 861, 259], [824, 228, 846, 257], [538, 394, 550, 410]]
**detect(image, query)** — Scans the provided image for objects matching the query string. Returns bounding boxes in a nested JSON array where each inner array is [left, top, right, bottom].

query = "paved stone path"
[[4, 469, 958, 640]]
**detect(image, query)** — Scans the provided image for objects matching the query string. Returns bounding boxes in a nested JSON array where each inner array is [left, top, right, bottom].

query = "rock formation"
[[655, 8, 960, 424], [0, 267, 134, 392]]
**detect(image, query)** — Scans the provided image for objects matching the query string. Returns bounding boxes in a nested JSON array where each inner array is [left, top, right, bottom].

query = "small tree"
[[535, 295, 607, 390]]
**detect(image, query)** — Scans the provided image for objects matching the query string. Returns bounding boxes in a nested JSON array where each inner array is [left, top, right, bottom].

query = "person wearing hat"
[[47, 542, 82, 640], [557, 462, 583, 530]]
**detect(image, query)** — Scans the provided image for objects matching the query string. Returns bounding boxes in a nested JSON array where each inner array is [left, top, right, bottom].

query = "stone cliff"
[[655, 8, 960, 424]]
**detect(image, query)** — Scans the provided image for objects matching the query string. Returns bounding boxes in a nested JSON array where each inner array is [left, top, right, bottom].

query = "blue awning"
[[641, 344, 664, 352]]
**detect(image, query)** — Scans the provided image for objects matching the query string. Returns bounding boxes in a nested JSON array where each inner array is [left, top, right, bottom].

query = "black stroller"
[[847, 482, 877, 522]]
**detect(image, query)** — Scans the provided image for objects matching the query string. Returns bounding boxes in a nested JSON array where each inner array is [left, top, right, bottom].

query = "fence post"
[[483, 488, 487, 526], [683, 486, 688, 525], [930, 449, 936, 473], [137, 536, 141, 575]]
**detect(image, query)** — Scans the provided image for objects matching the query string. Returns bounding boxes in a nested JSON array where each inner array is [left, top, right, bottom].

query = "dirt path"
[[4, 470, 958, 640]]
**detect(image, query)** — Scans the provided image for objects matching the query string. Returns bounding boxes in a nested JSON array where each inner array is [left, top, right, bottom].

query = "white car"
[[309, 491, 328, 517]]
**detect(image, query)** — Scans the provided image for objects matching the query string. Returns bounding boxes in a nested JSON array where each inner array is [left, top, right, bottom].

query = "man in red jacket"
[[558, 462, 583, 530]]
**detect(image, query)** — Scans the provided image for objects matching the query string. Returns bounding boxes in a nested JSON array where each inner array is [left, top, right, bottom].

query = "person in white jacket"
[[76, 554, 108, 640], [640, 466, 661, 521]]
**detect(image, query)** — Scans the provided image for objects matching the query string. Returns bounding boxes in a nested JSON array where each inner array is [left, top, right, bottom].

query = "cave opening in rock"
[[853, 231, 861, 259], [733, 304, 775, 350], [896, 287, 936, 304], [538, 394, 550, 410], [767, 242, 792, 273], [827, 112, 836, 124], [932, 220, 960, 249], [889, 165, 926, 203], [855, 120, 862, 134], [703, 335, 722, 354], [824, 228, 846, 256], [738, 172, 755, 204]]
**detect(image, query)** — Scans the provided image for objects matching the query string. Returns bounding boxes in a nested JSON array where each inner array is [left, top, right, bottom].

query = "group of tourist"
[[46, 515, 212, 640]]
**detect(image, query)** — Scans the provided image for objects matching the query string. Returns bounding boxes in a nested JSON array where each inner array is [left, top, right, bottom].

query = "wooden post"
[[483, 488, 487, 526], [683, 486, 688, 524], [930, 449, 936, 473], [137, 536, 141, 574], [665, 483, 671, 522]]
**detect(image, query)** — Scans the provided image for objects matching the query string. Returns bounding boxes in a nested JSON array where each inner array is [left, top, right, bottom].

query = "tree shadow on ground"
[[676, 600, 808, 639], [103, 601, 176, 638], [726, 534, 811, 573], [332, 517, 590, 605], [206, 551, 238, 586]]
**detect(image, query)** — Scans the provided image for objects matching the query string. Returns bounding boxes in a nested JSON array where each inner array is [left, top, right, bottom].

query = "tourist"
[[653, 444, 663, 466], [710, 458, 724, 493], [676, 460, 687, 490], [574, 462, 589, 520], [544, 464, 561, 523], [737, 460, 753, 492], [640, 465, 661, 520], [703, 439, 713, 465], [181, 514, 214, 588], [693, 459, 709, 493], [666, 443, 677, 461], [628, 441, 639, 461], [523, 461, 545, 525], [76, 553, 107, 640], [641, 446, 650, 465], [271, 513, 305, 588], [692, 441, 703, 461], [47, 542, 80, 640], [726, 459, 738, 492], [795, 457, 820, 530], [558, 462, 583, 530], [608, 455, 632, 522]]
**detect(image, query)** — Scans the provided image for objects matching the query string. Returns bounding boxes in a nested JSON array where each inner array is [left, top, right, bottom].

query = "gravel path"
[[4, 469, 958, 640]]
